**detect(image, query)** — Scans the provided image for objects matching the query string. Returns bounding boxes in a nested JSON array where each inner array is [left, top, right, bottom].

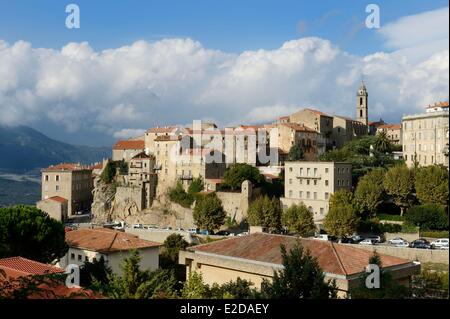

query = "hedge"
[[377, 214, 404, 222], [420, 231, 450, 239]]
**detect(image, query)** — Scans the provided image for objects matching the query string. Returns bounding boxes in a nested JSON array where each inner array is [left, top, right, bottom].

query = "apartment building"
[[269, 123, 320, 162], [144, 126, 181, 155], [402, 101, 449, 167], [332, 116, 367, 149], [40, 163, 93, 216], [112, 139, 145, 162], [280, 161, 352, 222], [289, 108, 334, 150], [377, 124, 402, 145]]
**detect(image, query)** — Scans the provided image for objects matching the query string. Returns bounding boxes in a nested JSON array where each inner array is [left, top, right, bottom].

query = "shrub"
[[420, 230, 450, 239], [168, 182, 194, 208], [377, 214, 404, 222], [404, 204, 449, 231], [188, 177, 204, 194]]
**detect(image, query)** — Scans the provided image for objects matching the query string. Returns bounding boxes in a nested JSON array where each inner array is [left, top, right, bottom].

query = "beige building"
[[402, 101, 449, 167], [112, 140, 145, 162], [41, 163, 93, 216], [281, 161, 352, 222], [144, 126, 180, 155], [58, 228, 161, 275], [356, 80, 369, 126], [179, 233, 420, 297], [332, 116, 367, 149], [289, 108, 334, 150], [36, 196, 69, 222], [269, 123, 320, 162], [377, 124, 402, 145]]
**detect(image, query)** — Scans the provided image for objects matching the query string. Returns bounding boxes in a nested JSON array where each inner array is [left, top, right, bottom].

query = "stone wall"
[[127, 228, 198, 244], [354, 244, 449, 265], [216, 180, 255, 223]]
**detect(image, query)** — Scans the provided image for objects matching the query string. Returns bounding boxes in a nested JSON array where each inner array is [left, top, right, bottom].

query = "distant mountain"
[[0, 125, 111, 172]]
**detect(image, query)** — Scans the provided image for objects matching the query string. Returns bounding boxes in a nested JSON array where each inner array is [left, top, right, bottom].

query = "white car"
[[187, 228, 197, 234], [359, 238, 375, 245], [431, 238, 449, 250], [132, 223, 144, 229], [395, 241, 409, 248], [388, 237, 407, 245], [314, 234, 329, 241]]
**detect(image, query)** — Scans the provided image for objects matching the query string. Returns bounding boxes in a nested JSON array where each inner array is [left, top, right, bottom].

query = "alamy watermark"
[[365, 4, 380, 29], [65, 4, 80, 29], [365, 264, 380, 289]]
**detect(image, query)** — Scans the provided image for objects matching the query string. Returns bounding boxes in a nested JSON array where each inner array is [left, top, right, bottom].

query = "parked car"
[[431, 238, 449, 250], [410, 238, 432, 249], [340, 237, 355, 244], [395, 241, 410, 248], [198, 229, 210, 235], [351, 235, 364, 243], [187, 228, 198, 234], [132, 223, 144, 229], [216, 230, 230, 236], [314, 234, 329, 241], [359, 238, 375, 245], [388, 237, 407, 245], [176, 227, 185, 232], [146, 225, 158, 229], [237, 231, 249, 236], [162, 226, 173, 230], [367, 235, 382, 243]]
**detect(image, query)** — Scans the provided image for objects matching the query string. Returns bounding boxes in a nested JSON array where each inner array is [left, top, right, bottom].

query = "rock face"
[[91, 176, 195, 228]]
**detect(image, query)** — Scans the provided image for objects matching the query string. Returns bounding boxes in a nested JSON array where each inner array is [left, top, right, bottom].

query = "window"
[[299, 191, 303, 198], [325, 192, 329, 200], [55, 175, 60, 181], [307, 180, 310, 185], [289, 167, 293, 172], [289, 179, 292, 185], [307, 168, 310, 176], [300, 168, 303, 175], [337, 180, 341, 186], [313, 180, 317, 185], [320, 208, 324, 215], [70, 253, 75, 260], [314, 192, 317, 200], [85, 256, 89, 262], [325, 180, 329, 186], [289, 190, 293, 197], [307, 192, 310, 199], [45, 175, 49, 181], [325, 168, 329, 173], [78, 255, 82, 262], [314, 168, 317, 176], [55, 185, 60, 191]]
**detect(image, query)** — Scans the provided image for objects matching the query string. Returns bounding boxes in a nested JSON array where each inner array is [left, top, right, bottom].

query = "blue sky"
[[1, 0, 448, 55], [0, 1, 448, 146]]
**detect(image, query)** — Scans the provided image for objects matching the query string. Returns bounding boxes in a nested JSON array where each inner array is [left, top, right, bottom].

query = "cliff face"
[[91, 176, 195, 228]]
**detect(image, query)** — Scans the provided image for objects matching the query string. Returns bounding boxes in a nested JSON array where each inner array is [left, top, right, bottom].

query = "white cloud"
[[378, 7, 449, 63], [113, 128, 146, 139], [0, 24, 448, 141]]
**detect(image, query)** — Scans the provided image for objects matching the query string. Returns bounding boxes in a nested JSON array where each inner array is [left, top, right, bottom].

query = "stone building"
[[144, 126, 181, 155], [289, 108, 334, 150], [112, 140, 145, 162], [402, 101, 449, 167], [36, 196, 69, 222], [40, 163, 93, 216], [280, 161, 352, 222], [179, 233, 420, 298], [332, 115, 367, 149], [356, 80, 369, 126]]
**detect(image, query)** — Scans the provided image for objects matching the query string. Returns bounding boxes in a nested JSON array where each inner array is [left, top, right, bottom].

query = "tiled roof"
[[188, 233, 412, 276], [304, 108, 331, 117], [47, 196, 68, 203], [42, 163, 92, 172], [131, 151, 153, 159], [378, 124, 401, 130], [427, 101, 449, 108], [146, 126, 177, 133], [0, 257, 64, 278], [65, 228, 161, 253], [281, 123, 317, 133], [113, 140, 145, 150]]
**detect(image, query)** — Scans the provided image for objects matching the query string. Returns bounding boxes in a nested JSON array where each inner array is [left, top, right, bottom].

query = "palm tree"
[[375, 131, 391, 153]]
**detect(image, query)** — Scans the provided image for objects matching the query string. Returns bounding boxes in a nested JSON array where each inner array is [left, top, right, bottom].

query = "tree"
[[188, 176, 204, 194], [168, 181, 194, 208], [349, 252, 410, 299], [287, 144, 305, 161], [100, 161, 116, 183], [247, 196, 282, 233], [282, 203, 316, 236], [414, 165, 449, 206], [159, 234, 189, 284], [374, 131, 392, 153], [260, 243, 337, 299], [193, 193, 226, 232], [80, 256, 112, 289], [355, 169, 386, 217], [383, 165, 415, 215], [323, 190, 360, 238], [222, 163, 264, 190], [107, 250, 177, 299], [0, 206, 68, 263], [181, 271, 210, 299], [404, 204, 448, 231]]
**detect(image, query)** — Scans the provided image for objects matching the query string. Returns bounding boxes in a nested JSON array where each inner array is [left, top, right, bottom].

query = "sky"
[[0, 0, 449, 146]]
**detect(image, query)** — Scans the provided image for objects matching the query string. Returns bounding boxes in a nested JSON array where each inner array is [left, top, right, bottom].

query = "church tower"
[[356, 80, 368, 126]]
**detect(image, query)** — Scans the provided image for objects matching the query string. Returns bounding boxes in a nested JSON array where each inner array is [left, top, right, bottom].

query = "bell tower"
[[356, 80, 368, 126]]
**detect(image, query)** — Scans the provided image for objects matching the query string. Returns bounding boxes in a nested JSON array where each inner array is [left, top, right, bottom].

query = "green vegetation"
[[80, 256, 112, 289], [187, 177, 204, 194], [377, 214, 404, 221], [412, 270, 449, 299], [168, 182, 194, 208], [324, 190, 360, 238], [100, 160, 128, 183], [193, 193, 226, 232], [0, 206, 68, 263], [287, 144, 305, 161], [355, 168, 386, 217], [383, 164, 415, 215], [247, 195, 282, 233], [282, 203, 316, 237], [159, 234, 189, 285], [260, 243, 337, 299], [404, 204, 448, 231], [414, 165, 449, 206], [182, 272, 258, 299], [221, 163, 264, 190]]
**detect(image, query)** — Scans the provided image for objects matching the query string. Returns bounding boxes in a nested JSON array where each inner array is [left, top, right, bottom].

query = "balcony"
[[296, 174, 322, 180], [178, 174, 193, 180]]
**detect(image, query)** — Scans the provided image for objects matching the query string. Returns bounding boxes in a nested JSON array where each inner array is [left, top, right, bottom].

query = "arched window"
[[360, 97, 363, 105], [360, 110, 363, 117]]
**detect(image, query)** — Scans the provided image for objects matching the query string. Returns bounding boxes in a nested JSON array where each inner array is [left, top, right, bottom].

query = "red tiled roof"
[[48, 196, 68, 204], [65, 228, 161, 253], [188, 233, 412, 276], [281, 123, 317, 133], [146, 126, 178, 133], [42, 163, 92, 172], [90, 162, 103, 170], [131, 151, 154, 159], [113, 140, 145, 150], [0, 257, 64, 279], [427, 101, 449, 108]]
